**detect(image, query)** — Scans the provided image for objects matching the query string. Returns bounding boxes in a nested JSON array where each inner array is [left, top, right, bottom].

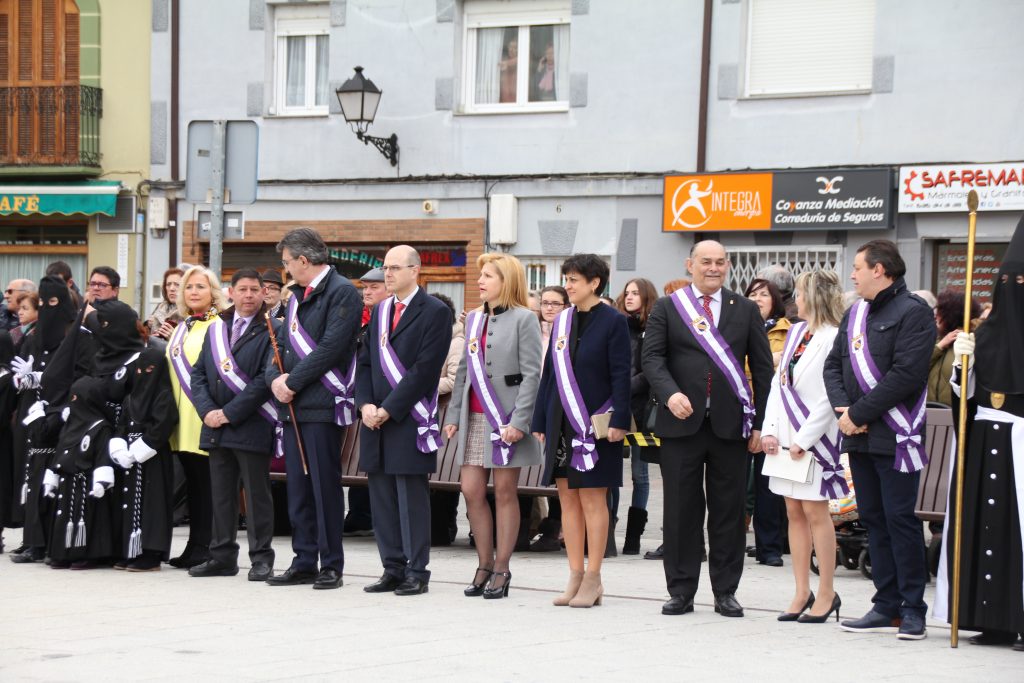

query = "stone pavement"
[[2, 469, 1020, 681]]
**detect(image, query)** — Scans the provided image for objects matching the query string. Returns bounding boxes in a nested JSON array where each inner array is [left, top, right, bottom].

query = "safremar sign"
[[772, 169, 892, 230], [899, 162, 1024, 212]]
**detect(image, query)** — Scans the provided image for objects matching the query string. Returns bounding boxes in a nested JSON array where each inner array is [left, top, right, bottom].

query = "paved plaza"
[[2, 470, 1020, 682]]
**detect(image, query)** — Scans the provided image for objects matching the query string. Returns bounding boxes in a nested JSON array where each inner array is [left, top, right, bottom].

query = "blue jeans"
[[631, 454, 650, 510]]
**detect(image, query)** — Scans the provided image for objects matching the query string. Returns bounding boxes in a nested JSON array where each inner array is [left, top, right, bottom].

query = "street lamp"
[[335, 66, 399, 167]]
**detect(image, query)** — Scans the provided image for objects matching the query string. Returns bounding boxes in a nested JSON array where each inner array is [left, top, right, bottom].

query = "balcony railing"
[[0, 85, 102, 168]]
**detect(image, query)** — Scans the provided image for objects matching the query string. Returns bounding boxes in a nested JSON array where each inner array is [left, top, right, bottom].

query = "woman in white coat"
[[761, 270, 848, 623], [444, 253, 543, 600]]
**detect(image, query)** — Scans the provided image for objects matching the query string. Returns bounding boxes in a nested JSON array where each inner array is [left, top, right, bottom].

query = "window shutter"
[[745, 0, 875, 97], [0, 0, 10, 83], [63, 0, 77, 81], [40, 0, 53, 80], [17, 0, 31, 82]]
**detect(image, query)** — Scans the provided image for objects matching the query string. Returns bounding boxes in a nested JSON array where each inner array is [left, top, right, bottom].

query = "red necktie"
[[391, 301, 406, 332], [703, 294, 714, 398], [304, 285, 313, 299]]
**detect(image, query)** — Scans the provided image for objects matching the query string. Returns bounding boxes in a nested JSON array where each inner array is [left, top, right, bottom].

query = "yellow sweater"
[[167, 316, 215, 455]]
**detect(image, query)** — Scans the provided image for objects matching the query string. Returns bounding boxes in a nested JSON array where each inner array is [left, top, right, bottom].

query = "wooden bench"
[[270, 395, 556, 497], [915, 406, 955, 523]]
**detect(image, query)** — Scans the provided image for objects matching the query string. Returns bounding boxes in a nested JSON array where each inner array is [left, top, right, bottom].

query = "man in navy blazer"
[[643, 240, 773, 618], [357, 245, 453, 596]]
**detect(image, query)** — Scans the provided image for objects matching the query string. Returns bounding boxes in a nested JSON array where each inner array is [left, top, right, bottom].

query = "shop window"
[[461, 0, 570, 114], [744, 0, 875, 98], [726, 246, 842, 294], [272, 3, 330, 116], [522, 257, 565, 291]]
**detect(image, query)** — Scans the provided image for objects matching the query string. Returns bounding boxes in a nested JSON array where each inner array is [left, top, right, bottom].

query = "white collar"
[[305, 266, 330, 292], [395, 286, 419, 307], [690, 284, 721, 302]]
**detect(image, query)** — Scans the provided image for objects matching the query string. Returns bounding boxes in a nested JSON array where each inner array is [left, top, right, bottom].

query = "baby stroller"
[[811, 454, 872, 580]]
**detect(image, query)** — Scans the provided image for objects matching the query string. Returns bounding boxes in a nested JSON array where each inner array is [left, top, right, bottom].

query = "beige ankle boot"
[[552, 570, 585, 606], [569, 570, 604, 608]]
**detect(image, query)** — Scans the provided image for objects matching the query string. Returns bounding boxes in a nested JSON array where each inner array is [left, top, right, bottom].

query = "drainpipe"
[[168, 0, 180, 266], [696, 0, 712, 172]]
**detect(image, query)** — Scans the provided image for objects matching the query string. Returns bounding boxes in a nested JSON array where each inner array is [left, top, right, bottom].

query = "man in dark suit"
[[265, 228, 363, 590], [642, 240, 774, 617], [357, 245, 452, 596], [824, 240, 935, 640], [189, 268, 280, 581]]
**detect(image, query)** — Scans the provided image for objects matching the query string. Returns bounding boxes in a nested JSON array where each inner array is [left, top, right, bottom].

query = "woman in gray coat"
[[444, 253, 542, 600]]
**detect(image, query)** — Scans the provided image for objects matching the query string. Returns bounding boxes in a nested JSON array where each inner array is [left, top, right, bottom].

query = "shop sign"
[[663, 173, 773, 231], [936, 242, 1005, 303], [771, 169, 891, 230], [899, 162, 1024, 212]]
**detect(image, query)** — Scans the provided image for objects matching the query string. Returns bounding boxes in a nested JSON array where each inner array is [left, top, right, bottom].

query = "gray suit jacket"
[[447, 306, 543, 468]]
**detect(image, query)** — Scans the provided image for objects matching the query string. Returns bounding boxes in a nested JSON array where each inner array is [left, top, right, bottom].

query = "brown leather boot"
[[569, 570, 604, 608], [552, 570, 584, 606]]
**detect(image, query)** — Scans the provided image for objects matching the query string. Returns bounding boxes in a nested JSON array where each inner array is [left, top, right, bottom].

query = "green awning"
[[0, 180, 121, 216]]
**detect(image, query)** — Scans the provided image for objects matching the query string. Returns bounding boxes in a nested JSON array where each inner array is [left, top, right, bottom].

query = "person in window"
[[534, 44, 556, 101], [446, 253, 542, 600], [148, 268, 184, 341], [499, 37, 518, 103], [760, 270, 847, 623], [165, 266, 227, 570], [532, 254, 631, 608]]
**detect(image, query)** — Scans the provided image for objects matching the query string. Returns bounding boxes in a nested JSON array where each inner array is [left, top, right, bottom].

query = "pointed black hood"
[[36, 275, 75, 352], [975, 213, 1024, 395], [91, 299, 143, 375]]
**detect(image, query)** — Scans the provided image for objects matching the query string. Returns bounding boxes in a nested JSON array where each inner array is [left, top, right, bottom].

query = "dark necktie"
[[703, 294, 714, 398]]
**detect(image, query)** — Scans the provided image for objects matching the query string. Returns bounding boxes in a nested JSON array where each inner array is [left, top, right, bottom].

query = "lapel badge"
[[991, 392, 1006, 409]]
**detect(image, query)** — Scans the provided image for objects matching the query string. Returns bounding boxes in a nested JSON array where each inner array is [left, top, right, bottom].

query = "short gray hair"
[[276, 227, 328, 265], [757, 264, 794, 298]]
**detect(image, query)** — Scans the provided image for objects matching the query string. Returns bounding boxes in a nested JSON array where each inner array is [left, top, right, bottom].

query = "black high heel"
[[777, 592, 815, 621], [464, 567, 493, 597], [483, 571, 512, 599], [798, 593, 842, 623]]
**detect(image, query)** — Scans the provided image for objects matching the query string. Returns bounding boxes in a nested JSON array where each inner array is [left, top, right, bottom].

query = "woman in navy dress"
[[532, 254, 631, 608]]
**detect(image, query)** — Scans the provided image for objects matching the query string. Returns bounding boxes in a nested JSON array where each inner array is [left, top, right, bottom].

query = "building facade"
[[146, 0, 1024, 314]]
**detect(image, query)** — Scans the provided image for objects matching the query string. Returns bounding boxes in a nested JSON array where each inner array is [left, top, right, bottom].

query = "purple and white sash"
[[669, 288, 755, 438], [847, 301, 928, 473], [210, 318, 284, 458], [551, 307, 613, 472], [777, 322, 849, 498], [465, 311, 515, 466], [169, 321, 196, 401], [286, 296, 356, 427], [377, 297, 442, 453]]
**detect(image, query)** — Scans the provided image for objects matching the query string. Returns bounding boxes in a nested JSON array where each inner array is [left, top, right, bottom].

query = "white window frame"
[[460, 0, 571, 115], [742, 0, 875, 99], [272, 4, 330, 117]]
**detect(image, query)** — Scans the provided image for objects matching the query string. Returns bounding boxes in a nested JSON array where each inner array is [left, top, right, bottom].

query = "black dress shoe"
[[643, 544, 664, 560], [714, 593, 745, 617], [10, 547, 44, 563], [968, 631, 1018, 646], [265, 566, 318, 586], [1013, 635, 1024, 652], [313, 567, 343, 590], [364, 573, 405, 593], [248, 562, 273, 582], [189, 559, 240, 577], [662, 596, 695, 615], [759, 556, 784, 567], [394, 576, 429, 596]]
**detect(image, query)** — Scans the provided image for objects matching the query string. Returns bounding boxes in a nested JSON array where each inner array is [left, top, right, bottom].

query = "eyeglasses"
[[381, 265, 416, 274], [541, 301, 565, 308], [88, 281, 112, 290], [5, 288, 26, 295], [281, 256, 303, 268]]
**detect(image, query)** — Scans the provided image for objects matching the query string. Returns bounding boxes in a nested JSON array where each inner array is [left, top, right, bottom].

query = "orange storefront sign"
[[663, 173, 773, 232]]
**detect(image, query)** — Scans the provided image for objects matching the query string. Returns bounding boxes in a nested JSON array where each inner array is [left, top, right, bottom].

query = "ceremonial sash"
[[377, 297, 442, 453], [465, 311, 515, 466], [209, 318, 284, 458], [168, 321, 195, 401], [777, 322, 849, 498], [286, 295, 356, 427], [847, 300, 928, 473], [551, 307, 613, 472], [668, 288, 755, 438]]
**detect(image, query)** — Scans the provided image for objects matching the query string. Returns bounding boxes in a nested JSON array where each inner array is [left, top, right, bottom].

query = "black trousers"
[[208, 447, 275, 566], [367, 472, 431, 582], [661, 419, 749, 599], [177, 452, 212, 551], [752, 452, 784, 561], [283, 422, 344, 573], [849, 451, 927, 618]]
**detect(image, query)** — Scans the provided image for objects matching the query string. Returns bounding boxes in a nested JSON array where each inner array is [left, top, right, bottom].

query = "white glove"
[[42, 469, 59, 498], [61, 406, 70, 423], [953, 332, 975, 369], [22, 400, 48, 426], [14, 371, 41, 391], [11, 354, 33, 376], [90, 466, 115, 497], [108, 438, 133, 469], [128, 438, 158, 464]]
